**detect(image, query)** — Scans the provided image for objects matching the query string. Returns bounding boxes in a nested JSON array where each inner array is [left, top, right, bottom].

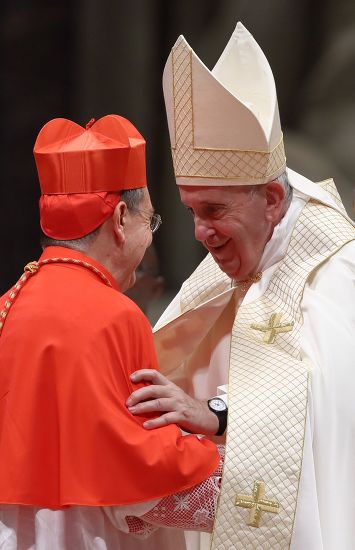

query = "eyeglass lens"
[[150, 214, 162, 233]]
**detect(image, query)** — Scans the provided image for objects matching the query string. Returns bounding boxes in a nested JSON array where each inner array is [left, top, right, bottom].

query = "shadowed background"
[[1, 0, 354, 312]]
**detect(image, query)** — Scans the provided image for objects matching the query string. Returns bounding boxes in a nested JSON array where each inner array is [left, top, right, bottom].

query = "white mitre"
[[163, 22, 286, 186]]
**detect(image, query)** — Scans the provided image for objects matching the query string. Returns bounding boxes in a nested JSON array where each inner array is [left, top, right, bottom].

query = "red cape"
[[0, 247, 219, 507]]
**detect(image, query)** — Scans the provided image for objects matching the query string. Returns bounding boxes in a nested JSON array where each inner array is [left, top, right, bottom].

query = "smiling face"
[[179, 183, 285, 281], [111, 187, 154, 292]]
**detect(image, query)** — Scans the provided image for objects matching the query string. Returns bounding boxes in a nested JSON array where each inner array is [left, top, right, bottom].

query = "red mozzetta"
[[0, 247, 219, 508]]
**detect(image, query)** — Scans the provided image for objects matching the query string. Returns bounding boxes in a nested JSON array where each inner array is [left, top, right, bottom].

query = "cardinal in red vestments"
[[0, 115, 222, 549]]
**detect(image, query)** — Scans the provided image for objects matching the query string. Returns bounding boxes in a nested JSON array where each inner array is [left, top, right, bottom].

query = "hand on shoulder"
[[126, 369, 219, 435]]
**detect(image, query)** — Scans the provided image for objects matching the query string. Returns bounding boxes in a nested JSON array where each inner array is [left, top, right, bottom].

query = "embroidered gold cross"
[[235, 480, 280, 528], [250, 313, 294, 344]]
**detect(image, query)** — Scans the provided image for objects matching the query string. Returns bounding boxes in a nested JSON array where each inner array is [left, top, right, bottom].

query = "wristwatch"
[[207, 397, 228, 436]]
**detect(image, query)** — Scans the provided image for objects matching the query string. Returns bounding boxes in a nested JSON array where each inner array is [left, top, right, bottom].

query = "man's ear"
[[112, 201, 128, 244], [264, 182, 285, 223]]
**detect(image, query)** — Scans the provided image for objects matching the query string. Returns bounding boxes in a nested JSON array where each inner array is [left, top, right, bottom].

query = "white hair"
[[274, 171, 293, 208], [248, 171, 292, 211]]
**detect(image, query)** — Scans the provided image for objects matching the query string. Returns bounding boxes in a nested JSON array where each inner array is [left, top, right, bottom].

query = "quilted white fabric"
[[179, 180, 354, 549]]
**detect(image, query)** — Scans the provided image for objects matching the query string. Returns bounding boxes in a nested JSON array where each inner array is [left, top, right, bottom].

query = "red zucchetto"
[[33, 115, 147, 240]]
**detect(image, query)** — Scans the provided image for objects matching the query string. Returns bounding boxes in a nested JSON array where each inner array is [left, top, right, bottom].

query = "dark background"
[[1, 0, 355, 297]]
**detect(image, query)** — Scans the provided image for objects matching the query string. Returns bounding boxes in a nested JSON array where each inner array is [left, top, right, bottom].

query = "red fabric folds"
[[34, 115, 147, 194], [39, 192, 120, 240]]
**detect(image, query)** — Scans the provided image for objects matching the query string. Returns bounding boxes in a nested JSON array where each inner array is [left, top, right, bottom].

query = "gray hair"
[[121, 188, 145, 210], [249, 171, 293, 211], [41, 188, 145, 251], [40, 225, 102, 252], [274, 171, 293, 209]]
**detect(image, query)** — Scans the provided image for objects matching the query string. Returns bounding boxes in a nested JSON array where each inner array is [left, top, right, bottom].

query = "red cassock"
[[0, 246, 219, 508]]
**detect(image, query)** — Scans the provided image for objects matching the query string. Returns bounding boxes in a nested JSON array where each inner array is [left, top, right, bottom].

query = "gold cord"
[[232, 271, 262, 292]]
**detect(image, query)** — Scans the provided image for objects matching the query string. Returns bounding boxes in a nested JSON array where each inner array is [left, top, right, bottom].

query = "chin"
[[129, 272, 137, 288], [220, 265, 254, 282], [122, 272, 136, 293], [214, 258, 241, 280]]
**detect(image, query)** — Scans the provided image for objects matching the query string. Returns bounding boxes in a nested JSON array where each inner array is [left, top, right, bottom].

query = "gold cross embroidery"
[[235, 480, 280, 528], [250, 313, 294, 344]]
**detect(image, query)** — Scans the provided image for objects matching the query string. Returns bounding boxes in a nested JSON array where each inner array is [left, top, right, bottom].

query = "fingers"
[[130, 369, 171, 386], [128, 397, 174, 415], [142, 412, 182, 430], [126, 384, 173, 407], [127, 369, 180, 409], [127, 369, 215, 434]]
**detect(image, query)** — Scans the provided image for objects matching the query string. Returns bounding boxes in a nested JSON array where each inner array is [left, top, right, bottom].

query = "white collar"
[[258, 191, 307, 273], [241, 192, 307, 304]]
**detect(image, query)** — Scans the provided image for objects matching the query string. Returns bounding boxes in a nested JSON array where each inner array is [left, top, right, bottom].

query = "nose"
[[194, 218, 216, 243]]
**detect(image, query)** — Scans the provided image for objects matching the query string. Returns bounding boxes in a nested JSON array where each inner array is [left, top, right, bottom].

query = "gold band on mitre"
[[172, 138, 286, 186]]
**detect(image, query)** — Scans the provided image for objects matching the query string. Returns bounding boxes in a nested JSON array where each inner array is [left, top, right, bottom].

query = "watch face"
[[209, 398, 227, 412]]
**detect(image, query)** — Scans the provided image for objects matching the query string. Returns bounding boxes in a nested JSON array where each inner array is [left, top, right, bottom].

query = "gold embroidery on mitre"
[[250, 312, 294, 344], [235, 480, 280, 528], [170, 37, 286, 182]]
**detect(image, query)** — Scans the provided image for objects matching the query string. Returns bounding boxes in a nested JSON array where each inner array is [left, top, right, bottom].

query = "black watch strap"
[[207, 398, 228, 436]]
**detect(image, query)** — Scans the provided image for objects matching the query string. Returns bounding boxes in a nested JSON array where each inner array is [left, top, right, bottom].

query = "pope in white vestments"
[[154, 173, 355, 550], [132, 22, 355, 550]]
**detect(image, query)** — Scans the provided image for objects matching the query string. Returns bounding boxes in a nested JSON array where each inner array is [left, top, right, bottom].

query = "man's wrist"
[[204, 402, 220, 435], [207, 398, 228, 436]]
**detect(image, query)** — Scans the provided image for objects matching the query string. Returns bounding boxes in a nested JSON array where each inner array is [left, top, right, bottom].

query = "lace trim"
[[126, 445, 224, 537]]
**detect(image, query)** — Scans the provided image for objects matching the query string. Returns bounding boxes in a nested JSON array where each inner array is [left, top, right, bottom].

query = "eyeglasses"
[[132, 208, 162, 234], [148, 213, 162, 233]]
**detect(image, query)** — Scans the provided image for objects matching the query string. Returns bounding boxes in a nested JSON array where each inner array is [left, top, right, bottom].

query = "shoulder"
[[307, 240, 355, 292], [102, 288, 150, 323], [44, 276, 153, 341], [302, 240, 355, 334], [180, 253, 231, 312], [154, 289, 183, 329]]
